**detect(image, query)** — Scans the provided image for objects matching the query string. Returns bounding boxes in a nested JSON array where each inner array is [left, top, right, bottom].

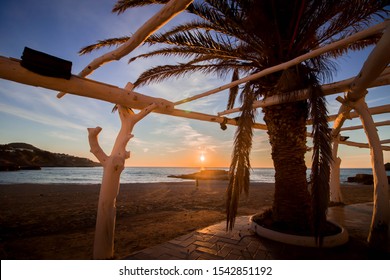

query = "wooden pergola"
[[0, 0, 389, 259]]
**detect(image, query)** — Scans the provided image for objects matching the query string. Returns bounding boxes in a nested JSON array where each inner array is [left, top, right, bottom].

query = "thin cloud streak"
[[0, 102, 85, 131]]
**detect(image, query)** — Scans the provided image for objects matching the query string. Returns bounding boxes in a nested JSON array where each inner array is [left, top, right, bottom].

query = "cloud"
[[0, 102, 85, 131], [46, 131, 80, 142]]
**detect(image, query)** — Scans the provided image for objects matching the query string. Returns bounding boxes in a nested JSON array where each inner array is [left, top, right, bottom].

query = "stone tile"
[[125, 252, 154, 260], [123, 203, 381, 260], [216, 245, 232, 258], [188, 250, 202, 260], [246, 240, 262, 255], [216, 236, 240, 245], [158, 253, 179, 260], [224, 252, 242, 260], [194, 240, 217, 249], [169, 237, 196, 248], [252, 249, 269, 260], [196, 246, 218, 256]]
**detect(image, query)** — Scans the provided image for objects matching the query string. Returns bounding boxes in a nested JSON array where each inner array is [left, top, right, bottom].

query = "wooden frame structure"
[[0, 0, 389, 258]]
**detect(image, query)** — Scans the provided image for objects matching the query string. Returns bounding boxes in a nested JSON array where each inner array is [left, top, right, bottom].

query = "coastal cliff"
[[0, 142, 100, 170]]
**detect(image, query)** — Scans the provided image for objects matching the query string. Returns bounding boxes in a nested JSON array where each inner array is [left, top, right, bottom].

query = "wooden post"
[[352, 98, 389, 248], [88, 103, 157, 259], [329, 135, 343, 203]]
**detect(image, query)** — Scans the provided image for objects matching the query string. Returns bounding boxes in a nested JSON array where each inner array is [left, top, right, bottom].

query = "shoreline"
[[0, 181, 380, 259]]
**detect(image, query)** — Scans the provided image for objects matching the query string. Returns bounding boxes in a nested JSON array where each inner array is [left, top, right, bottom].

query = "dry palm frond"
[[227, 68, 239, 110], [226, 84, 257, 230], [308, 74, 332, 245], [112, 0, 170, 14], [133, 62, 243, 87], [79, 37, 130, 55]]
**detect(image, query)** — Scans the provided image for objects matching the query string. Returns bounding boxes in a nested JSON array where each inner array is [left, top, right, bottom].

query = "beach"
[[0, 181, 379, 260]]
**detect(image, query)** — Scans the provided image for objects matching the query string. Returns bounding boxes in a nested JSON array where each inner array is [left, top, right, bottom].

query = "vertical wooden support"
[[352, 98, 389, 248], [88, 103, 157, 259], [329, 135, 343, 203]]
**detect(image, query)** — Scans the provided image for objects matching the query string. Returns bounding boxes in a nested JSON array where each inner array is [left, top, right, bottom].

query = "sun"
[[200, 154, 205, 162]]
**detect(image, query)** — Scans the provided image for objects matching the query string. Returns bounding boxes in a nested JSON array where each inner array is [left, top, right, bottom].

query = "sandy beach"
[[0, 181, 379, 259]]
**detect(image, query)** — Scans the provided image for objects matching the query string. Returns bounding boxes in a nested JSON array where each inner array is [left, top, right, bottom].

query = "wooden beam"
[[340, 120, 390, 131], [218, 67, 390, 116], [0, 56, 175, 113], [307, 104, 390, 125], [333, 24, 390, 136], [174, 20, 389, 106], [329, 104, 390, 124], [0, 56, 267, 130], [339, 140, 390, 151], [58, 0, 193, 98]]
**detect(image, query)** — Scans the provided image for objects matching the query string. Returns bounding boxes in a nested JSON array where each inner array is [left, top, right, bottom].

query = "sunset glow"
[[0, 0, 388, 168]]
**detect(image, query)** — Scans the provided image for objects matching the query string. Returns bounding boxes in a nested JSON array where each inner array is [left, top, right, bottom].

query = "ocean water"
[[0, 167, 388, 185]]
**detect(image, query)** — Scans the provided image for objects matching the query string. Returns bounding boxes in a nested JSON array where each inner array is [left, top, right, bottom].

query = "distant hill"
[[0, 142, 100, 171]]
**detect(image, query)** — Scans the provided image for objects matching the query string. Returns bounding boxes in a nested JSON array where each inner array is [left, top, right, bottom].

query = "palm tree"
[[82, 0, 388, 240]]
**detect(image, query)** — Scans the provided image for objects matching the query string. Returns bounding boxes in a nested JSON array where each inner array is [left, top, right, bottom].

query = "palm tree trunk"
[[263, 101, 311, 231]]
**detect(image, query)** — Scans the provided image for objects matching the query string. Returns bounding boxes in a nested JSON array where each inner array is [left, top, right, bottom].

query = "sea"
[[0, 167, 388, 185]]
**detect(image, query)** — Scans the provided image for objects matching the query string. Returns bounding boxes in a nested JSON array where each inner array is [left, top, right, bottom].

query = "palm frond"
[[151, 20, 224, 39], [324, 34, 383, 58], [79, 37, 130, 55], [112, 0, 169, 14], [226, 84, 257, 230], [128, 44, 246, 65], [133, 62, 242, 87], [227, 68, 239, 110], [308, 74, 332, 245]]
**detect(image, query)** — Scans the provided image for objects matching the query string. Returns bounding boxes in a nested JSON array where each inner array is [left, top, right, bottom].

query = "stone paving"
[[126, 202, 390, 260]]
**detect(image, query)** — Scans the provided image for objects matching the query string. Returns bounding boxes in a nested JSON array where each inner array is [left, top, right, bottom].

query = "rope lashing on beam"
[[220, 117, 228, 130]]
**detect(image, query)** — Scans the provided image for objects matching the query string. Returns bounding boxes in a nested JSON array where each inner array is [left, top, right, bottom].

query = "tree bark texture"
[[263, 101, 311, 231]]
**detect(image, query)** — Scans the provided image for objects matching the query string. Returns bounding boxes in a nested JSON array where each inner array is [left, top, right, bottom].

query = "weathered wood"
[[333, 25, 390, 136], [218, 67, 390, 116], [352, 98, 390, 248], [308, 104, 390, 125], [0, 56, 268, 130], [339, 140, 390, 151], [90, 103, 157, 259], [58, 0, 193, 98], [339, 120, 390, 131]]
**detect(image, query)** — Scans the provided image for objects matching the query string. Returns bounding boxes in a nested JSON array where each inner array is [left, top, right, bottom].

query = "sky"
[[0, 0, 389, 168]]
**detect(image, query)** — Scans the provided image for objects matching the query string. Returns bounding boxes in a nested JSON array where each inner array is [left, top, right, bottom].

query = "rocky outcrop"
[[168, 169, 229, 180], [347, 173, 390, 185], [0, 142, 100, 171]]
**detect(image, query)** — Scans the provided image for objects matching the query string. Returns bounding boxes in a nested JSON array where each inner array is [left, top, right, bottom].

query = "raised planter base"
[[250, 214, 349, 248]]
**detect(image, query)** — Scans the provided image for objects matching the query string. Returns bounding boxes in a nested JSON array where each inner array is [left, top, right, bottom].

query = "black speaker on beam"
[[21, 47, 72, 80]]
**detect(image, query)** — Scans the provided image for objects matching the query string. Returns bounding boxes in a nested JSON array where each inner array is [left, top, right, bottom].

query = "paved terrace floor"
[[126, 202, 390, 260]]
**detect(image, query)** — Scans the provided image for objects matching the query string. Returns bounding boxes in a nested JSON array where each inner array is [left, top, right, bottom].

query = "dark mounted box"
[[21, 47, 72, 80]]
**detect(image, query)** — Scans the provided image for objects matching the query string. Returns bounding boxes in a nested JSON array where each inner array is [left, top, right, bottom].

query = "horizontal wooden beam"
[[218, 67, 390, 116], [340, 120, 390, 131], [0, 56, 175, 113], [0, 56, 267, 131], [307, 104, 390, 125], [340, 139, 390, 151]]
